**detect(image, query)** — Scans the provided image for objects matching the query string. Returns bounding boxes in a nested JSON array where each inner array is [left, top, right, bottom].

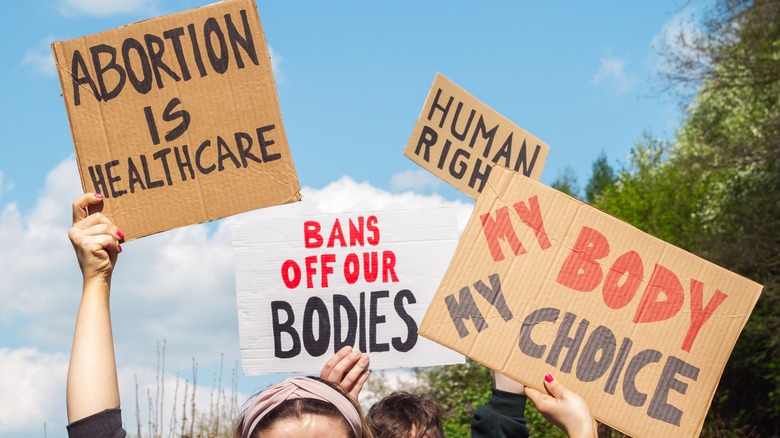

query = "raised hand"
[[524, 374, 596, 438], [320, 346, 371, 400], [68, 193, 123, 284]]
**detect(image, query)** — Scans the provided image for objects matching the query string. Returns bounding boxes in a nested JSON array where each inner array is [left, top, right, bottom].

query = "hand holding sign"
[[69, 193, 123, 284], [525, 374, 597, 438], [320, 346, 371, 400]]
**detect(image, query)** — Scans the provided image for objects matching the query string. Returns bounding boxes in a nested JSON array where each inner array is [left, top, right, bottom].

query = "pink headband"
[[241, 377, 362, 438]]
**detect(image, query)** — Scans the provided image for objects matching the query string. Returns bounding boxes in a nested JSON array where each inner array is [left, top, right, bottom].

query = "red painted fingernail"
[[545, 374, 554, 382], [118, 244, 123, 253], [94, 193, 103, 199], [117, 230, 125, 240]]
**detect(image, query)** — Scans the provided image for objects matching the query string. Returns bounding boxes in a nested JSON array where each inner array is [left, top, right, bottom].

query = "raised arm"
[[67, 193, 124, 423]]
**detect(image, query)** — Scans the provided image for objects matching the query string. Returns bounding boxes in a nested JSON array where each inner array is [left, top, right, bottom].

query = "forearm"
[[67, 279, 120, 423]]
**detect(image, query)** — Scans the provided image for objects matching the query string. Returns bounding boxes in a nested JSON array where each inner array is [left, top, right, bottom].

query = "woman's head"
[[234, 376, 371, 438]]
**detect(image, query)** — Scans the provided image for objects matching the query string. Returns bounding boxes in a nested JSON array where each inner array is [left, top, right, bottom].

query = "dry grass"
[[131, 341, 240, 438]]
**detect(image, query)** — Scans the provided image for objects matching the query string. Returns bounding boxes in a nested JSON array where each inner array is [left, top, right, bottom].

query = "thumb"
[[524, 386, 543, 403], [524, 384, 553, 407]]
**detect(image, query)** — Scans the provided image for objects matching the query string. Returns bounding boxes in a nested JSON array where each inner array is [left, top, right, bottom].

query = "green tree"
[[658, 0, 780, 433], [584, 151, 616, 204], [600, 0, 780, 433], [416, 360, 564, 438], [594, 134, 709, 250], [550, 166, 581, 199], [416, 359, 491, 438]]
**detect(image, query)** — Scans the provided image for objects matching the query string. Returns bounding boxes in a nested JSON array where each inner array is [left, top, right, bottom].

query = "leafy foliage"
[[594, 134, 710, 251], [417, 360, 565, 437], [600, 0, 780, 434], [584, 151, 616, 204], [550, 166, 581, 199], [416, 359, 492, 438]]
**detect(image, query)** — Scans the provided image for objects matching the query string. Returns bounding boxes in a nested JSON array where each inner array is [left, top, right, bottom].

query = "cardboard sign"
[[403, 73, 549, 199], [52, 0, 300, 240], [418, 166, 762, 437], [232, 208, 464, 374]]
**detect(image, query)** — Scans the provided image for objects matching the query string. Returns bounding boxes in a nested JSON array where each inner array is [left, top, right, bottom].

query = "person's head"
[[233, 376, 372, 438], [367, 391, 444, 438]]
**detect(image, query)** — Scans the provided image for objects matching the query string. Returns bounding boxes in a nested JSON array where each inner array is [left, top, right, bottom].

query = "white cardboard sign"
[[232, 208, 464, 374]]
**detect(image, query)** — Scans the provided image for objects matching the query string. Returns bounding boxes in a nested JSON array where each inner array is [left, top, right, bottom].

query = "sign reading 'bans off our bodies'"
[[232, 208, 464, 374], [404, 73, 550, 199], [419, 166, 763, 437], [52, 0, 300, 241]]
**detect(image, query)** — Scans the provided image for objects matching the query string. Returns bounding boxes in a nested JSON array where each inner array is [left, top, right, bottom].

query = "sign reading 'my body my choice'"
[[232, 208, 464, 374], [52, 0, 300, 240], [419, 166, 763, 438]]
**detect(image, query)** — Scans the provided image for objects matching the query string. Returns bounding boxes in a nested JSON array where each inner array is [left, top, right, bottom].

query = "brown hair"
[[232, 377, 373, 438], [367, 391, 444, 438]]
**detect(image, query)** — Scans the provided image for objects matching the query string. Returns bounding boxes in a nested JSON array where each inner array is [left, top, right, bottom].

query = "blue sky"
[[0, 0, 702, 436]]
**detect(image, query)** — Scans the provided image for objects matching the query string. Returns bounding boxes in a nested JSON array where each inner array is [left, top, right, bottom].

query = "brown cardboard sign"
[[418, 166, 763, 437], [403, 73, 549, 199], [52, 0, 300, 240]]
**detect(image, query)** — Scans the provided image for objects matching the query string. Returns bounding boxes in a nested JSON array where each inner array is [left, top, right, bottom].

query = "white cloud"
[[0, 348, 68, 435], [390, 169, 441, 192], [359, 369, 419, 409], [0, 159, 83, 327], [592, 56, 635, 94], [652, 7, 705, 75], [269, 46, 284, 81], [21, 37, 57, 77], [233, 175, 474, 233], [0, 159, 474, 437], [0, 347, 245, 438], [59, 0, 160, 17], [0, 172, 12, 198]]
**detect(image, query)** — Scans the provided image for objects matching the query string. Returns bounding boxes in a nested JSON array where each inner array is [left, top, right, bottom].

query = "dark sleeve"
[[471, 388, 530, 438], [67, 408, 127, 438]]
